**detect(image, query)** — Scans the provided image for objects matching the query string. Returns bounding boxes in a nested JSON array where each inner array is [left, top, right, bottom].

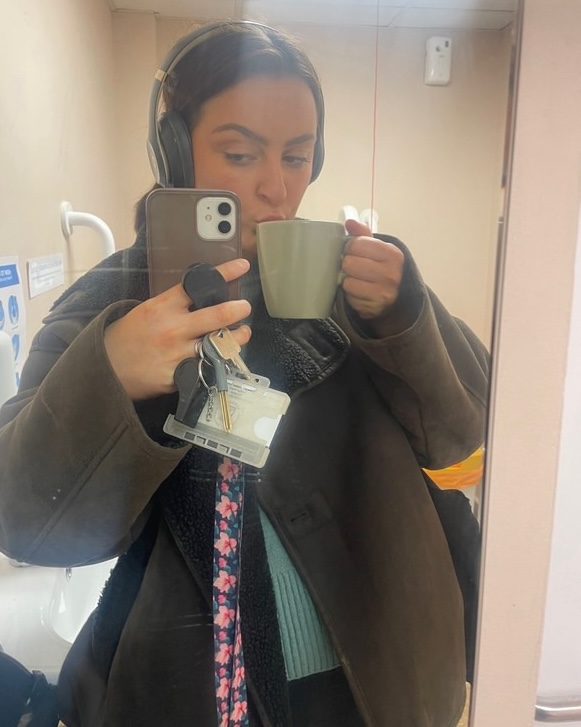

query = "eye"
[[283, 155, 311, 169], [224, 152, 257, 166]]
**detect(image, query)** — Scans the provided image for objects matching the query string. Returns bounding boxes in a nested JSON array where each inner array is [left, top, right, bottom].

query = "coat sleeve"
[[0, 302, 189, 567], [335, 237, 490, 470]]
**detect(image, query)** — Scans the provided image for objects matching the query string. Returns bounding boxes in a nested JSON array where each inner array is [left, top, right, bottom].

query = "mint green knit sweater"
[[258, 509, 340, 681]]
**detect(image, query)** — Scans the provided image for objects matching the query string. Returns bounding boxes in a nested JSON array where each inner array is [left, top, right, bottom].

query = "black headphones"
[[146, 20, 325, 189]]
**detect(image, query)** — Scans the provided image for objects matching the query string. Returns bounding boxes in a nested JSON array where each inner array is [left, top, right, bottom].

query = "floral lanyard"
[[213, 457, 249, 727]]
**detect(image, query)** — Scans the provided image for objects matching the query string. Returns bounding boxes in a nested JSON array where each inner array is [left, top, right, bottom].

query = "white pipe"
[[339, 205, 360, 224], [360, 208, 379, 233], [60, 201, 115, 258]]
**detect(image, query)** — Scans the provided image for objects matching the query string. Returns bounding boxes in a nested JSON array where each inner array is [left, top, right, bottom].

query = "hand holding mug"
[[341, 219, 404, 318], [341, 219, 416, 336], [256, 218, 411, 332]]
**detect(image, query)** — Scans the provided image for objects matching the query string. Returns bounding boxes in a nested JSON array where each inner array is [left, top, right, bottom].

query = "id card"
[[164, 376, 290, 468]]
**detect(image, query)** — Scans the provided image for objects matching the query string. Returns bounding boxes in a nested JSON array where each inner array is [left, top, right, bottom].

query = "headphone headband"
[[146, 20, 324, 188]]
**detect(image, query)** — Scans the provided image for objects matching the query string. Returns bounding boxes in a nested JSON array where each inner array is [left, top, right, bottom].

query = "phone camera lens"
[[218, 220, 232, 234], [218, 202, 232, 216]]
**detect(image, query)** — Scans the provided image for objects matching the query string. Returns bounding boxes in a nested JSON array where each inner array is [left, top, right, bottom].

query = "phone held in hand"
[[145, 188, 242, 299]]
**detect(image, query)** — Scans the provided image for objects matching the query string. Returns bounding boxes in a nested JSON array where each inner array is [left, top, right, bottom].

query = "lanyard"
[[213, 457, 249, 727]]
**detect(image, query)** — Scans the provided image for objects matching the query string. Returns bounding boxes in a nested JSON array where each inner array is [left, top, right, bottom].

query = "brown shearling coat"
[[0, 236, 489, 726]]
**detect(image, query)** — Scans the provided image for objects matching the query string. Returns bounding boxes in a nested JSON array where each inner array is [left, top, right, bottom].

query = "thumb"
[[344, 218, 373, 237]]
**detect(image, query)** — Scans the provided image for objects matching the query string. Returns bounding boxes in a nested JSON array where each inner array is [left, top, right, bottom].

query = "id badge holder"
[[164, 373, 290, 468]]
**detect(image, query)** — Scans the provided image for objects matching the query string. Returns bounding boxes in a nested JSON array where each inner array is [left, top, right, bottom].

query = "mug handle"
[[337, 234, 352, 285]]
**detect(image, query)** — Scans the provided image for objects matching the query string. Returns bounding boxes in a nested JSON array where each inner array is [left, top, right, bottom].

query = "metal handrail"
[[535, 696, 581, 722]]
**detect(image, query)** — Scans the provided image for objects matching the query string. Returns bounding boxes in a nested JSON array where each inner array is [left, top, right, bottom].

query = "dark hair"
[[134, 21, 325, 233]]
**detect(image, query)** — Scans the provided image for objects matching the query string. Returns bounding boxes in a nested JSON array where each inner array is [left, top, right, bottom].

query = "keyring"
[[196, 346, 213, 391]]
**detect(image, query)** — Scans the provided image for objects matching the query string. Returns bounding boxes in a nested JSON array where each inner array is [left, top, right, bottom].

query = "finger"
[[215, 258, 251, 282], [344, 219, 373, 237], [190, 324, 252, 359], [342, 277, 390, 302], [161, 258, 251, 310], [231, 324, 252, 347], [184, 299, 252, 340], [342, 244, 404, 283], [345, 237, 404, 265], [342, 254, 394, 285], [343, 280, 398, 317]]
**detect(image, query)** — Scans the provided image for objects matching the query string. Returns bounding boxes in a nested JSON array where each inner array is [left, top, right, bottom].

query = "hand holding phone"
[[101, 189, 250, 401], [103, 259, 251, 401]]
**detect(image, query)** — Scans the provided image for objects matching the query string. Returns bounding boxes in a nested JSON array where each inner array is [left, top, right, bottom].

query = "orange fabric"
[[423, 447, 484, 490]]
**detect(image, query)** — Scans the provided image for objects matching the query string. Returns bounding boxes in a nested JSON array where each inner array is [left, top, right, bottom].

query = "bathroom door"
[[534, 205, 581, 726]]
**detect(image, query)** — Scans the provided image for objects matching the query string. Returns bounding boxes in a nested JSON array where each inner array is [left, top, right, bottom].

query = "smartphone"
[[146, 188, 242, 299]]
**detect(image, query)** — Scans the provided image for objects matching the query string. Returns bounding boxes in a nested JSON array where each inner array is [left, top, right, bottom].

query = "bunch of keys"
[[171, 328, 251, 432], [200, 329, 254, 432], [164, 263, 290, 467], [170, 262, 249, 431]]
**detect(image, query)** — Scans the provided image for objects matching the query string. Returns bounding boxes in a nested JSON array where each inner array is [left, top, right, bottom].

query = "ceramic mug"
[[256, 219, 348, 319]]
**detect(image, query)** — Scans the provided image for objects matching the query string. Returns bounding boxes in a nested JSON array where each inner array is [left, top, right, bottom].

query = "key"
[[208, 329, 252, 379], [201, 335, 233, 432]]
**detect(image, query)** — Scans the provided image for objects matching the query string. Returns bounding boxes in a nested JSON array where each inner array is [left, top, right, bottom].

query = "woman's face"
[[191, 75, 318, 255]]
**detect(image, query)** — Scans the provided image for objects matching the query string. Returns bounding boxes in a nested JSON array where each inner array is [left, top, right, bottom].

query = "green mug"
[[256, 219, 348, 319]]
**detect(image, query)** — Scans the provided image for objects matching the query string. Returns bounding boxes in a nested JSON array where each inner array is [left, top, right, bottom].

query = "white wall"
[[0, 0, 123, 345]]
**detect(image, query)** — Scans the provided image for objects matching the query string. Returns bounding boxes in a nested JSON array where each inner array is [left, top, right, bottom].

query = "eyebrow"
[[212, 124, 316, 147]]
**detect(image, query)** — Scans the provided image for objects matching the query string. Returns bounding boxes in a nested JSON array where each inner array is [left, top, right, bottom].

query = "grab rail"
[[60, 201, 115, 258], [535, 696, 581, 722]]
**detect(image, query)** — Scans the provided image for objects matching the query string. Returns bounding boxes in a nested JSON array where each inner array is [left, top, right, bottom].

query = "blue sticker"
[[0, 264, 19, 289], [8, 295, 19, 325], [11, 334, 20, 361]]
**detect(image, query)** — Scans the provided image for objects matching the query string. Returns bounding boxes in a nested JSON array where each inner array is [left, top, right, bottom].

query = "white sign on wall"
[[27, 253, 65, 299]]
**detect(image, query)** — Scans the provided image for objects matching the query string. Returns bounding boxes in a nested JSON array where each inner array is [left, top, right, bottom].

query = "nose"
[[257, 157, 288, 207]]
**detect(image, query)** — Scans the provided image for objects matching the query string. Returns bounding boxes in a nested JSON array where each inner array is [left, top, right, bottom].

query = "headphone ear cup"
[[157, 111, 194, 187], [311, 137, 324, 182]]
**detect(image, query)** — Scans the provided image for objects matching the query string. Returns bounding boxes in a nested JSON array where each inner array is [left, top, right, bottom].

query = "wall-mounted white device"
[[425, 36, 452, 86]]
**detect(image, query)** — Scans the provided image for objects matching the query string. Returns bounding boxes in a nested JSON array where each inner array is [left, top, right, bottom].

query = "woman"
[[0, 20, 488, 727]]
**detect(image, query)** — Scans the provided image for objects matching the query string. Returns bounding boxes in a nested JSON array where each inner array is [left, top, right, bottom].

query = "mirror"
[[0, 1, 518, 725]]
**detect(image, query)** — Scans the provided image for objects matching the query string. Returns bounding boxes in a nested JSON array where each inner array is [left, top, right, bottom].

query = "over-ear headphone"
[[146, 20, 325, 189]]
